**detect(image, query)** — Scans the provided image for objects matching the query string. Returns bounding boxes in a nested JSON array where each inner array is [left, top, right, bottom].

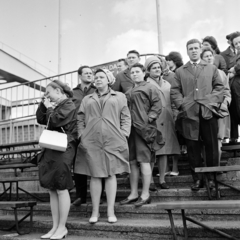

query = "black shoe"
[[191, 180, 203, 191], [149, 183, 158, 192], [159, 182, 169, 189], [71, 198, 82, 207], [134, 196, 151, 207], [119, 197, 139, 205]]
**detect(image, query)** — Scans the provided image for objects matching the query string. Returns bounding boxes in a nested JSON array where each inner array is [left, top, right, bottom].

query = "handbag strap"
[[46, 114, 66, 134]]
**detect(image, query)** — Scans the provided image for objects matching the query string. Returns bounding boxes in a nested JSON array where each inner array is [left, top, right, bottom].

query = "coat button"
[[196, 88, 198, 91]]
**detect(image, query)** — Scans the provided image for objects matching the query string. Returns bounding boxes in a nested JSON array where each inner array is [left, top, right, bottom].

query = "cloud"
[[104, 29, 158, 61]]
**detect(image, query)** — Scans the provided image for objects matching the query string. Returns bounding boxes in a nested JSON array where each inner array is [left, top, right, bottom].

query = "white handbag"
[[39, 115, 68, 152]]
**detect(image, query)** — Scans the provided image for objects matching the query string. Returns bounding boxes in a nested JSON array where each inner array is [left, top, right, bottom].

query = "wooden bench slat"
[[0, 201, 37, 208], [221, 144, 240, 151], [0, 163, 36, 170], [195, 165, 240, 173], [0, 148, 41, 156], [157, 200, 240, 210], [0, 176, 39, 183]]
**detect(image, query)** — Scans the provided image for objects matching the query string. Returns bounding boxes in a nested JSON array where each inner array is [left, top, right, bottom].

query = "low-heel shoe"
[[50, 228, 68, 240], [89, 214, 100, 224], [119, 197, 138, 205], [108, 216, 117, 223], [134, 196, 151, 207]]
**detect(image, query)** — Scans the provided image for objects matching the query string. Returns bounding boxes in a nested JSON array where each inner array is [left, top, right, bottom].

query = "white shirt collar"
[[190, 59, 201, 65]]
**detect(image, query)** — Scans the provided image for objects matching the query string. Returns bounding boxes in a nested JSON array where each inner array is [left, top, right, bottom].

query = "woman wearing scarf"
[[75, 69, 131, 224], [36, 80, 78, 239], [120, 63, 163, 207], [145, 56, 180, 189]]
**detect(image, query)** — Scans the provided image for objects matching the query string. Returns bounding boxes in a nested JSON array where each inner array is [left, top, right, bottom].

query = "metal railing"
[[0, 53, 162, 144]]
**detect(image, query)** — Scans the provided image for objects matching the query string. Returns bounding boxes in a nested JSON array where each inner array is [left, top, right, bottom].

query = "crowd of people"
[[36, 31, 240, 239]]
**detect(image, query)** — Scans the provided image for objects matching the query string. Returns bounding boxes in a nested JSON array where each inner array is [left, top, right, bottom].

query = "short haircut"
[[130, 63, 145, 72], [165, 51, 183, 69], [127, 50, 140, 58], [186, 39, 201, 49], [230, 32, 240, 43], [77, 65, 91, 75], [200, 46, 214, 59], [118, 58, 128, 66]]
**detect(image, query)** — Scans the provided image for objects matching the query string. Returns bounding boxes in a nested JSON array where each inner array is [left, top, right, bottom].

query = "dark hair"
[[200, 46, 214, 59], [186, 39, 201, 49], [130, 63, 146, 72], [77, 65, 91, 75], [165, 51, 183, 69], [118, 58, 128, 66], [95, 68, 106, 75], [226, 31, 240, 40], [230, 32, 240, 46], [202, 36, 220, 54], [47, 80, 73, 98], [127, 50, 140, 58]]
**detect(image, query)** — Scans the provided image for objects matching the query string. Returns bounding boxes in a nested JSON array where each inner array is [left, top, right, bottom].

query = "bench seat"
[[0, 201, 37, 235], [157, 200, 240, 240]]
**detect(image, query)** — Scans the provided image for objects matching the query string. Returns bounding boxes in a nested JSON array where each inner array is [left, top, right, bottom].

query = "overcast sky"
[[1, 0, 240, 75]]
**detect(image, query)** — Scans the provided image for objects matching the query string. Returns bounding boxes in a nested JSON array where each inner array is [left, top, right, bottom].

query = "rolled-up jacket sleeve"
[[119, 94, 131, 137], [148, 86, 162, 120]]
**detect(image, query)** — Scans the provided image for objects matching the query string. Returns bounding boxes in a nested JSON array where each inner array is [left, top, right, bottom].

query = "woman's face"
[[166, 60, 175, 71], [202, 51, 214, 65], [233, 36, 240, 51], [45, 86, 61, 102], [130, 67, 145, 83], [94, 72, 109, 89], [149, 63, 162, 78]]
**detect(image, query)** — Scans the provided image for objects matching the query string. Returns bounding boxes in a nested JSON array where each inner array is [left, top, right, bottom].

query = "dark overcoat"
[[36, 99, 78, 190], [171, 60, 225, 140]]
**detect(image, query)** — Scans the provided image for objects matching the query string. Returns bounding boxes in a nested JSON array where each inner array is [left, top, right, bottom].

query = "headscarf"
[[144, 55, 169, 76], [96, 68, 115, 85]]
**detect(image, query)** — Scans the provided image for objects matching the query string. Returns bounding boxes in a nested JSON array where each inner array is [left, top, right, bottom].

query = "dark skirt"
[[128, 127, 155, 163], [38, 140, 77, 190]]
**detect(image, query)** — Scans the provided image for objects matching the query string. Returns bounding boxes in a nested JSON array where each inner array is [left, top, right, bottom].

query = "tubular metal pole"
[[58, 0, 62, 74], [156, 0, 163, 54]]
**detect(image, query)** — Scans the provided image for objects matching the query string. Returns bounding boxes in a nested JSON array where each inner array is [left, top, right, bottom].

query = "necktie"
[[84, 87, 88, 93], [192, 63, 197, 73]]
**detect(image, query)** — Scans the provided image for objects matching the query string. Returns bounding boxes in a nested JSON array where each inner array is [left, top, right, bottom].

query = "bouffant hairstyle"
[[165, 51, 183, 69], [202, 36, 220, 54], [130, 63, 146, 72], [77, 65, 91, 75], [200, 46, 214, 59], [47, 80, 73, 98]]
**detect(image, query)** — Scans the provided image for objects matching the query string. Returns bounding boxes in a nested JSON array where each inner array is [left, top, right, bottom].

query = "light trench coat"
[[147, 77, 180, 155], [74, 89, 131, 178]]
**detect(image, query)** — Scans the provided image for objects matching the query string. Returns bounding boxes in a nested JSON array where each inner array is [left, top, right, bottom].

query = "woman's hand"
[[43, 97, 52, 108]]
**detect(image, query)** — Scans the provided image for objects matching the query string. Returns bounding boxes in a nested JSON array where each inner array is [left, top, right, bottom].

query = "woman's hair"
[[47, 80, 73, 98], [165, 51, 183, 69], [130, 63, 146, 72], [202, 36, 220, 54], [200, 46, 214, 59]]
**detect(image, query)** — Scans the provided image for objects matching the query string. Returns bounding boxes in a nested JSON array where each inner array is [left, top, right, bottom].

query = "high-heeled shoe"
[[119, 196, 139, 205], [89, 214, 100, 224], [108, 215, 117, 223], [50, 228, 68, 240], [134, 196, 151, 207], [41, 230, 56, 239]]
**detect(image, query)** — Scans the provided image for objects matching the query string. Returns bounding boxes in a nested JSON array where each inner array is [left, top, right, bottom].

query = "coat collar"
[[183, 60, 207, 77]]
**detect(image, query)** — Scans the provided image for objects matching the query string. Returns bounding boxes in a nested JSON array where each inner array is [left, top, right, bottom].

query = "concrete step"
[[2, 202, 240, 221], [0, 214, 239, 240]]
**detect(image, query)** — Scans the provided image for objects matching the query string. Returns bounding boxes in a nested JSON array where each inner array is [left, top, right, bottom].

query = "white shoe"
[[89, 214, 100, 224], [50, 228, 68, 240], [108, 216, 117, 223]]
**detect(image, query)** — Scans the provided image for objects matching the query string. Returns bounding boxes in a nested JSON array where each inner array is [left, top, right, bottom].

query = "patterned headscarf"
[[97, 68, 116, 85]]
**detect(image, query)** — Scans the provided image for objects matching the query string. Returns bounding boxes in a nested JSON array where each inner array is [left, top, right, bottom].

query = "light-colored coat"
[[74, 89, 131, 177], [147, 77, 180, 155], [171, 60, 225, 140]]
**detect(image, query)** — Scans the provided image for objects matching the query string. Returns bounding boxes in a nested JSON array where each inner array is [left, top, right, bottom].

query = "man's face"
[[127, 53, 140, 67], [117, 61, 128, 72], [80, 68, 93, 84], [187, 43, 201, 62]]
